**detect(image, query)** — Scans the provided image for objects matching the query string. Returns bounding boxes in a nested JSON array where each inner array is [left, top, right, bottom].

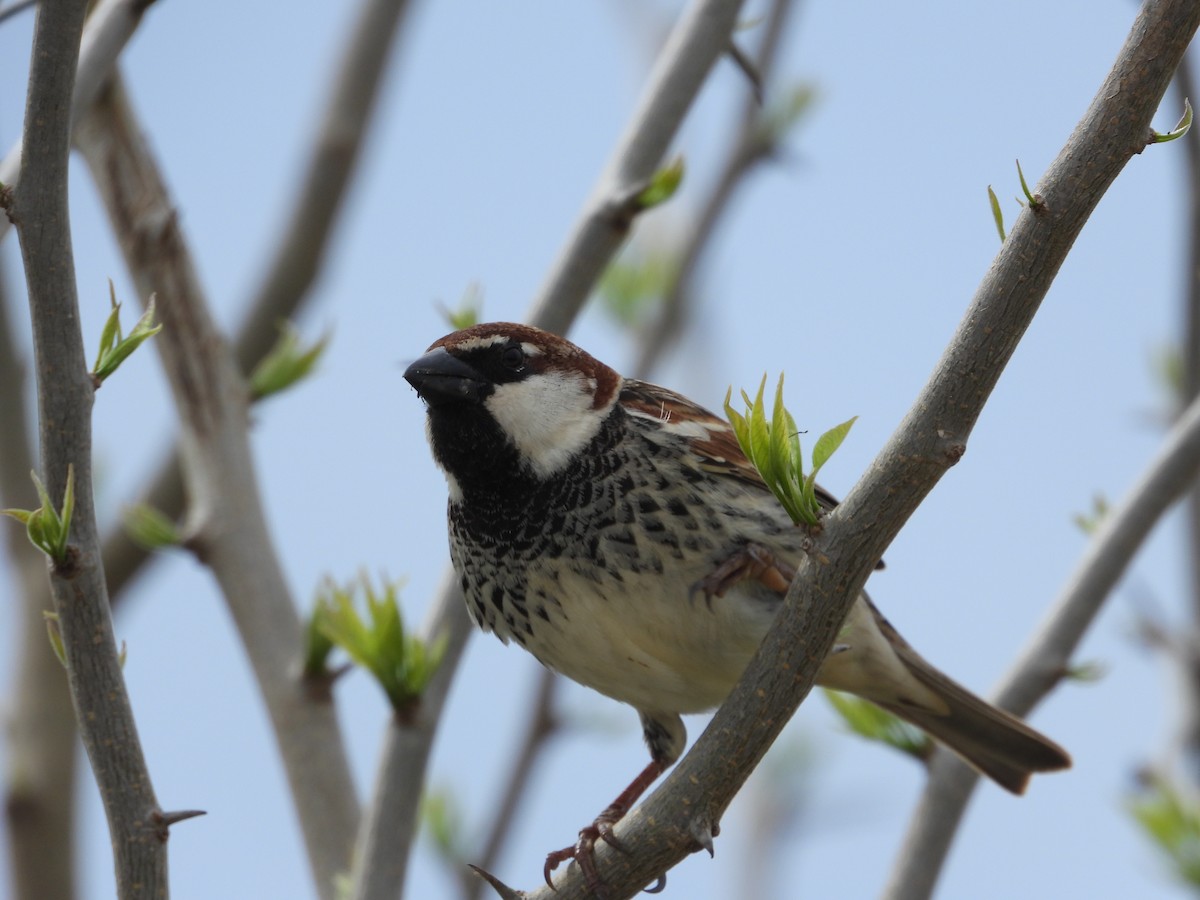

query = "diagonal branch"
[[9, 0, 169, 897], [491, 1, 1200, 897], [524, 0, 749, 335], [75, 76, 359, 900], [883, 374, 1200, 900], [631, 0, 799, 378]]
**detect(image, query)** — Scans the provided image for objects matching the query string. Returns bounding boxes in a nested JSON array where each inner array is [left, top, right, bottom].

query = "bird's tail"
[[873, 647, 1071, 794], [817, 597, 1071, 794]]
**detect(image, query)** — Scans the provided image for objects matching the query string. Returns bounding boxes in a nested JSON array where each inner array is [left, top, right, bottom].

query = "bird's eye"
[[501, 345, 525, 372]]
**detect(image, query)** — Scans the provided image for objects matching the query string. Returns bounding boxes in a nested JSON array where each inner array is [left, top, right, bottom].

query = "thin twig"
[[75, 76, 359, 900], [494, 2, 1200, 897], [632, 0, 798, 379], [233, 0, 413, 371], [524, 0, 750, 335], [0, 0, 37, 26], [10, 0, 168, 897], [464, 669, 560, 900]]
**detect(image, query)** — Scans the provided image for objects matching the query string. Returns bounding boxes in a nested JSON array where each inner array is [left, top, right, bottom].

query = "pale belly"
[[519, 561, 781, 715]]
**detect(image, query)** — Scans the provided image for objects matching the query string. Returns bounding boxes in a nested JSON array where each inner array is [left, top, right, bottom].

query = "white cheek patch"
[[486, 370, 610, 478]]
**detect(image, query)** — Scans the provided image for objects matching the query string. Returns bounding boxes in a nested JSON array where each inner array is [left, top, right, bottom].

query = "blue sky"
[[0, 1, 1195, 898]]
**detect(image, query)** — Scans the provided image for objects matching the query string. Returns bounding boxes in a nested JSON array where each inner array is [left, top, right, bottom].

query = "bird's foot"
[[691, 543, 796, 603], [543, 804, 628, 897]]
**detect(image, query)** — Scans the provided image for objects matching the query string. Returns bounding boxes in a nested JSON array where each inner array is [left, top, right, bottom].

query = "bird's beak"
[[404, 347, 490, 407]]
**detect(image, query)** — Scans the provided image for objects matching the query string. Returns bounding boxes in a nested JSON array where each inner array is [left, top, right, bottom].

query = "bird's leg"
[[691, 542, 796, 602], [543, 759, 666, 896]]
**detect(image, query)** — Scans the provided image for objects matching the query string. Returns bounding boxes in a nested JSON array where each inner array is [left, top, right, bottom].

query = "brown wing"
[[618, 379, 842, 512], [618, 379, 881, 568]]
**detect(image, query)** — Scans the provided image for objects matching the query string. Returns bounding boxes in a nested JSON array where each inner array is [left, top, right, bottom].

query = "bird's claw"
[[543, 811, 626, 896], [690, 543, 796, 603]]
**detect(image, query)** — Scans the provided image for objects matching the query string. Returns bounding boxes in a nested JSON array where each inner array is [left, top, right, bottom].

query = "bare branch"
[[631, 0, 798, 378], [348, 719, 433, 900], [884, 363, 1200, 900], [525, 0, 750, 335], [74, 77, 359, 900], [10, 0, 168, 896], [464, 669, 560, 900], [233, 0, 414, 373], [502, 1, 1200, 897]]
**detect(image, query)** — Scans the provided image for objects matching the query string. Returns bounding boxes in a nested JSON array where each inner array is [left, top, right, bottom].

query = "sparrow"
[[404, 321, 1071, 894]]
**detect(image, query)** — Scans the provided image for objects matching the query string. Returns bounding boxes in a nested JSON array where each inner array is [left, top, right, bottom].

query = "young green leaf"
[[3, 466, 75, 562], [420, 786, 469, 863], [1129, 771, 1200, 886], [43, 611, 67, 668], [1151, 97, 1193, 144], [988, 185, 1006, 241], [249, 322, 330, 400], [1015, 158, 1041, 207], [636, 156, 685, 209], [725, 374, 853, 528], [92, 289, 163, 383], [315, 574, 446, 716], [824, 690, 931, 760], [122, 504, 181, 549]]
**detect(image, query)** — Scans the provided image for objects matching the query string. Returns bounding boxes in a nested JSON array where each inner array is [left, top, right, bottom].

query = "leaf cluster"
[[92, 284, 162, 384], [2, 466, 75, 562], [724, 374, 856, 527], [310, 575, 446, 717]]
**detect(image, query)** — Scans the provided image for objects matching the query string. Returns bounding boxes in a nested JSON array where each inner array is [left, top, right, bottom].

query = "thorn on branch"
[[467, 864, 526, 899], [687, 815, 720, 857], [153, 808, 206, 839]]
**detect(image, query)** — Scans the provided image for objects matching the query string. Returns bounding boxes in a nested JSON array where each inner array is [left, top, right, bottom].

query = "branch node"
[[467, 864, 527, 899]]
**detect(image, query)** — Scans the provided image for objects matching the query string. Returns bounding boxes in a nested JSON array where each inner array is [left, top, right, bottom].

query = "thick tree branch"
[[75, 77, 359, 900], [10, 1, 169, 897], [487, 2, 1200, 897], [883, 375, 1200, 900]]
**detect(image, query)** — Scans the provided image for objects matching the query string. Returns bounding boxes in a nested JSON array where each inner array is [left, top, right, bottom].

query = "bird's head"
[[405, 322, 622, 484]]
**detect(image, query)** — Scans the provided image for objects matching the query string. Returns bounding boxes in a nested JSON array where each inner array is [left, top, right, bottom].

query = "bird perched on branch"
[[405, 321, 1070, 895]]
